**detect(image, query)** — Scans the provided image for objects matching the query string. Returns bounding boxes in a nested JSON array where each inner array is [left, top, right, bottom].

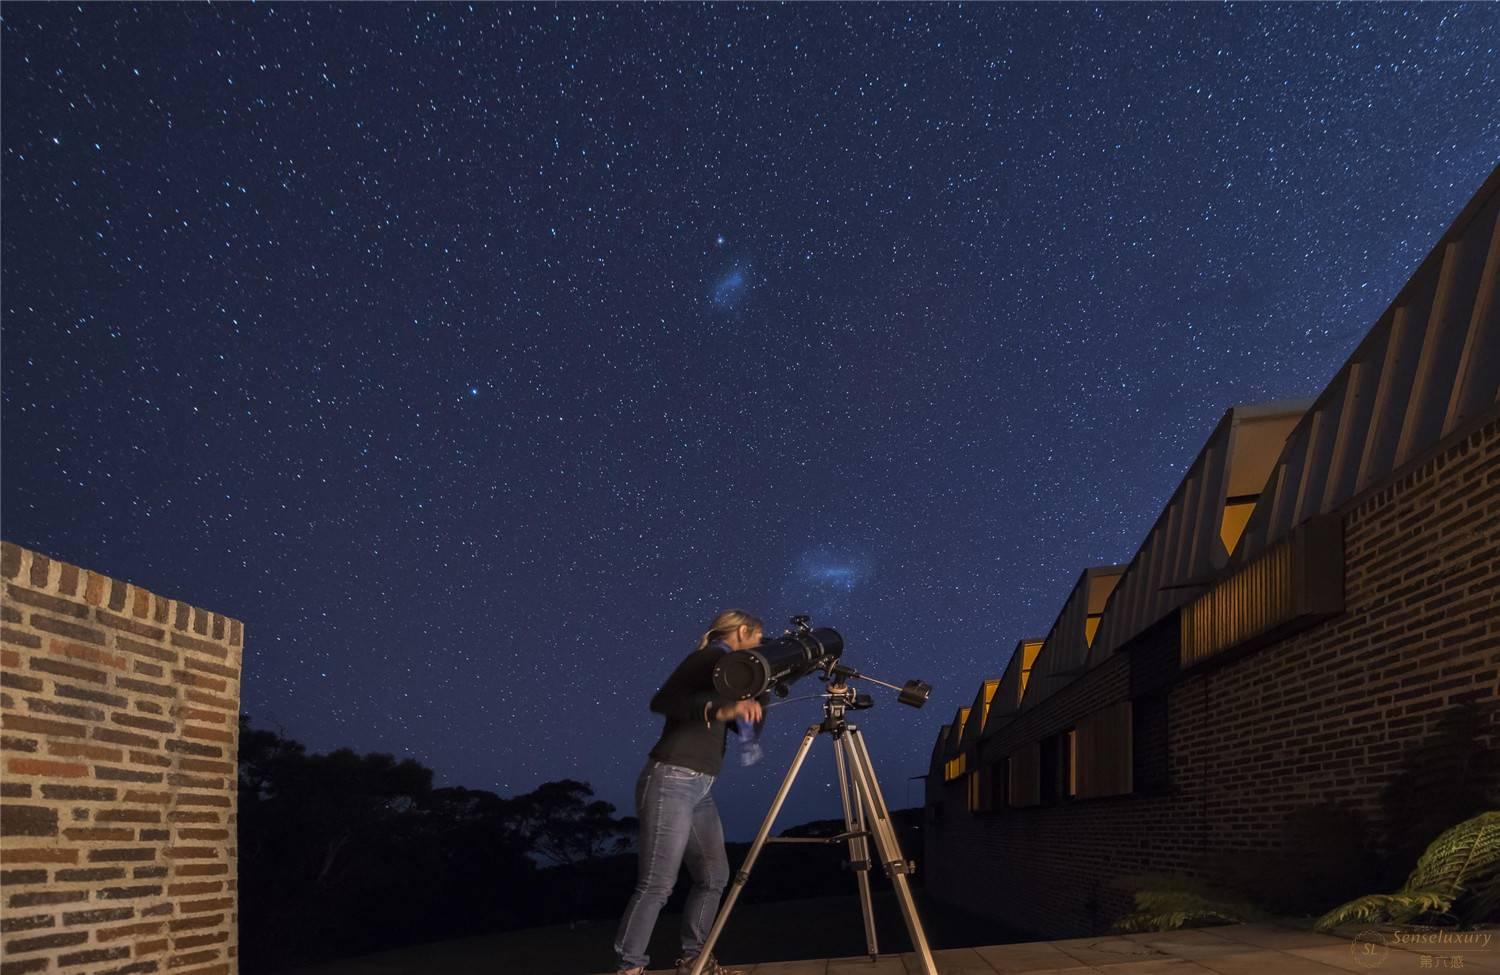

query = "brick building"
[[1, 545, 242, 975], [925, 165, 1500, 938]]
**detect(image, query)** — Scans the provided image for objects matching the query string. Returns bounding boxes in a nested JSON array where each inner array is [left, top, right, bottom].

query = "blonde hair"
[[696, 609, 764, 651]]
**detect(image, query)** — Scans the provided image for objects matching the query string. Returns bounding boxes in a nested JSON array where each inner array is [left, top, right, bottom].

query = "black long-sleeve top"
[[647, 641, 766, 776]]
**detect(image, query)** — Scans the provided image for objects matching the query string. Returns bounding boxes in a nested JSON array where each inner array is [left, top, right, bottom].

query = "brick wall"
[[926, 414, 1500, 939], [1, 543, 242, 975]]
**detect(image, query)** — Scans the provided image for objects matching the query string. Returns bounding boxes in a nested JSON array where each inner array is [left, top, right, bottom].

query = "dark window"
[[1040, 735, 1059, 804], [1133, 692, 1170, 796]]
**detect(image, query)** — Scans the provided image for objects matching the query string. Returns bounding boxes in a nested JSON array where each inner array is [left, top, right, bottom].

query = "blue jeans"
[[613, 759, 730, 971]]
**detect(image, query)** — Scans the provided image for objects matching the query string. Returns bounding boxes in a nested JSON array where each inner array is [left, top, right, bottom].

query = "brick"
[[55, 867, 128, 882], [7, 930, 90, 953], [1, 541, 21, 578], [89, 848, 157, 863], [64, 827, 136, 841], [2, 848, 77, 864], [57, 562, 80, 595], [122, 790, 171, 805], [171, 864, 227, 877], [115, 637, 178, 665], [1, 627, 43, 649], [3, 713, 87, 737], [181, 657, 239, 681], [0, 913, 55, 933], [95, 960, 160, 975], [166, 950, 220, 968], [107, 580, 127, 612], [0, 958, 50, 975], [57, 946, 132, 966], [1, 735, 39, 753], [7, 757, 89, 778], [97, 885, 163, 899], [95, 920, 165, 942], [165, 739, 221, 758], [41, 784, 117, 801], [171, 670, 225, 692], [167, 914, 222, 932], [179, 896, 232, 913], [0, 671, 44, 692], [5, 584, 88, 618], [96, 765, 165, 784], [98, 809, 161, 824], [48, 637, 127, 669], [1, 781, 33, 797], [175, 758, 233, 775], [48, 741, 124, 762], [30, 656, 107, 685], [25, 697, 106, 722], [133, 661, 165, 678], [94, 727, 159, 749], [31, 614, 105, 645], [181, 725, 233, 744], [130, 750, 172, 769], [8, 889, 87, 907], [114, 677, 175, 700], [96, 609, 166, 642], [0, 869, 49, 884], [55, 682, 130, 708], [170, 932, 226, 950], [181, 689, 235, 712], [29, 553, 51, 588], [61, 907, 136, 925], [169, 633, 226, 661], [112, 712, 175, 733], [167, 882, 223, 896], [133, 866, 168, 878], [1, 803, 58, 836]]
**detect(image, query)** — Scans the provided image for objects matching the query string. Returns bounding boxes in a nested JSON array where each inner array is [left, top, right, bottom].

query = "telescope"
[[691, 615, 938, 975], [711, 615, 931, 708]]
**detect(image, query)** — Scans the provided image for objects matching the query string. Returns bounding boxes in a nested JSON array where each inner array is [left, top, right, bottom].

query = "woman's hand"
[[715, 698, 763, 724]]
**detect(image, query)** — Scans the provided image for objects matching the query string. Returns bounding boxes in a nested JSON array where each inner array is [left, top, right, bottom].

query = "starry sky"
[[3, 4, 1498, 842]]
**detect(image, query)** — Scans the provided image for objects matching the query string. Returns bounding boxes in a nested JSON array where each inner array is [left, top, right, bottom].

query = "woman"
[[613, 609, 766, 975]]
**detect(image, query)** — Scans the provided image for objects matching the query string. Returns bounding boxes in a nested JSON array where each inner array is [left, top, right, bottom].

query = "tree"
[[509, 778, 639, 867]]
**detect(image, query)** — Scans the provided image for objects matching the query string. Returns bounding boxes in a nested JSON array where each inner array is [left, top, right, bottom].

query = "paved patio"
[[608, 922, 1499, 975]]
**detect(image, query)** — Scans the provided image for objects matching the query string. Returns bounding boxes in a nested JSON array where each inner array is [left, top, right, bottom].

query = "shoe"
[[675, 954, 745, 975]]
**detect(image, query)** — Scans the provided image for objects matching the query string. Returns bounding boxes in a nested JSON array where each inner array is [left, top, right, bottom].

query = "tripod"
[[688, 681, 938, 975]]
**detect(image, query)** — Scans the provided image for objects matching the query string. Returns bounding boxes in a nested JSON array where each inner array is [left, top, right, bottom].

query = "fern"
[[1112, 873, 1267, 933], [1316, 811, 1500, 932]]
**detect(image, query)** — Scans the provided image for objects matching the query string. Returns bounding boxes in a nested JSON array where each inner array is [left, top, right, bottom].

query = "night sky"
[[3, 4, 1498, 842]]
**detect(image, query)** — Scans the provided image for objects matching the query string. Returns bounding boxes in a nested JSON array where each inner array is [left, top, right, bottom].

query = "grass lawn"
[[274, 891, 1031, 975]]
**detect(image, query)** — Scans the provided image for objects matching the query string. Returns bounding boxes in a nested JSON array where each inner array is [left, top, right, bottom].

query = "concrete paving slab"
[[1205, 923, 1352, 952], [898, 946, 1002, 974], [1180, 948, 1353, 975], [747, 960, 831, 975], [1047, 937, 1170, 968], [1087, 959, 1221, 975], [825, 954, 910, 975], [970, 941, 1093, 973]]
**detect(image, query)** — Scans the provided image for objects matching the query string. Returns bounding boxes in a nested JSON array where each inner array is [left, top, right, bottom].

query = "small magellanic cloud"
[[710, 265, 749, 310]]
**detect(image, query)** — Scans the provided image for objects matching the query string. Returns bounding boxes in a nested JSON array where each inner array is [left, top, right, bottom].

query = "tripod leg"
[[846, 726, 938, 975], [688, 722, 822, 975], [833, 733, 879, 960]]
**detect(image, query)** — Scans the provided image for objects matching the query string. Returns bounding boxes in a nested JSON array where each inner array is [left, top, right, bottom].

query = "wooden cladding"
[[1075, 701, 1133, 799], [1181, 514, 1345, 668], [1007, 741, 1041, 808]]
